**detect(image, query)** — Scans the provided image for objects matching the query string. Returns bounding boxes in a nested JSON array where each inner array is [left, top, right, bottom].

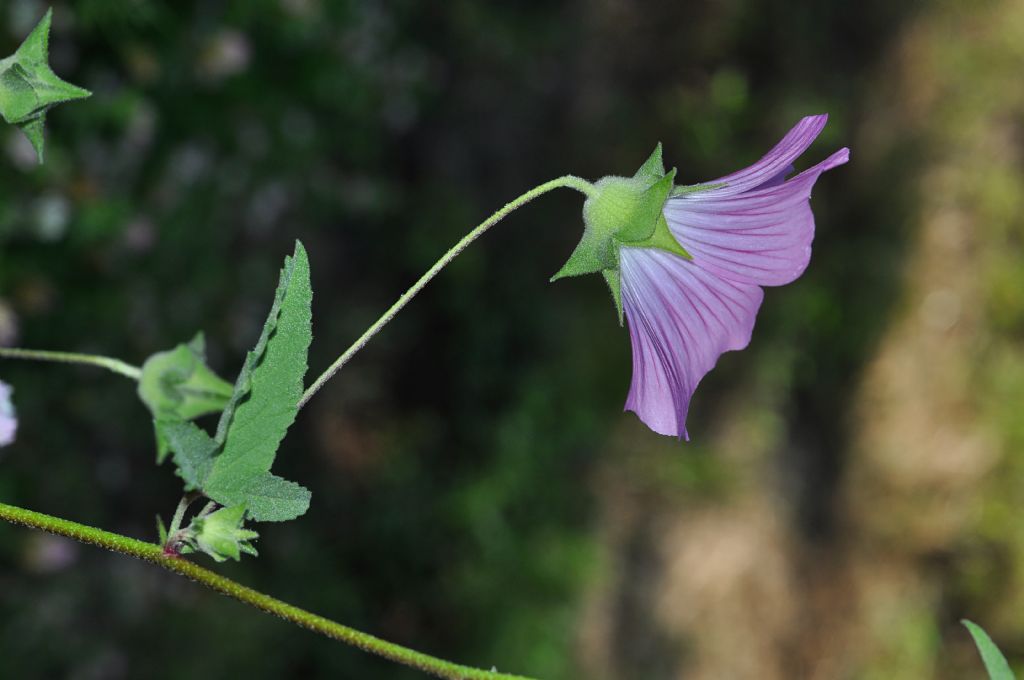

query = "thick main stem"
[[298, 174, 596, 409], [0, 501, 534, 680], [0, 347, 141, 380]]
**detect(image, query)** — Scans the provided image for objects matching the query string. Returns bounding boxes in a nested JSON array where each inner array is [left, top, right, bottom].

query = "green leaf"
[[138, 333, 234, 438], [233, 473, 311, 522], [963, 620, 1016, 680], [203, 242, 313, 521], [157, 420, 217, 491], [212, 247, 302, 445], [0, 8, 91, 163]]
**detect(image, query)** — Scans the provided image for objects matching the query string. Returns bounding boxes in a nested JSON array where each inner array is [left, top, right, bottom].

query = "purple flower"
[[620, 115, 848, 437], [0, 380, 16, 447]]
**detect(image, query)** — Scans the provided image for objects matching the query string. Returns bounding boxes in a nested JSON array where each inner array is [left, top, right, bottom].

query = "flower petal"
[[620, 248, 763, 438], [664, 147, 849, 286], [752, 163, 794, 191], [701, 115, 829, 197]]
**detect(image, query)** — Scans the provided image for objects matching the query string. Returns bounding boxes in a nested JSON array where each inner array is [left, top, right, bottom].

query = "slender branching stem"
[[298, 174, 597, 409], [163, 492, 202, 554], [167, 494, 193, 537], [0, 347, 141, 380], [0, 175, 596, 677], [0, 501, 535, 680]]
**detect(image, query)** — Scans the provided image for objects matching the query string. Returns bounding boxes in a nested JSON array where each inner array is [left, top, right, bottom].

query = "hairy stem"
[[298, 174, 596, 409], [0, 501, 534, 680], [163, 492, 201, 554], [167, 494, 192, 537], [0, 347, 141, 380]]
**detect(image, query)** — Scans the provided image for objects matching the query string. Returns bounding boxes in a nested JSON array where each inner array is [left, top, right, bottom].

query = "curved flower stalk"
[[0, 380, 16, 447], [555, 115, 849, 438]]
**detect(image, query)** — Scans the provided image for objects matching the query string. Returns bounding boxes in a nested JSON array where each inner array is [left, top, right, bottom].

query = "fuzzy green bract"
[[550, 143, 689, 323], [140, 334, 234, 463], [0, 9, 90, 163], [190, 504, 260, 562], [139, 334, 234, 424], [964, 620, 1016, 680], [160, 242, 313, 523]]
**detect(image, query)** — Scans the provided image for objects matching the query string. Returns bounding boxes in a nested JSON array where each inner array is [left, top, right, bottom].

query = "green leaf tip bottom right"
[[963, 619, 1016, 680]]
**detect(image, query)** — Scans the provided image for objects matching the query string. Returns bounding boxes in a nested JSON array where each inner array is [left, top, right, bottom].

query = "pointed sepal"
[[0, 8, 91, 163], [616, 168, 677, 242], [632, 143, 665, 181], [602, 269, 624, 325], [188, 504, 260, 563], [636, 214, 690, 260], [671, 180, 726, 197], [622, 172, 690, 260], [17, 114, 46, 161], [14, 9, 54, 64], [550, 220, 618, 281], [156, 514, 169, 545]]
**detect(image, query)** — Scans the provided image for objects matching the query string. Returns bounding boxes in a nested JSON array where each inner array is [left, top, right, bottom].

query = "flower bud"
[[189, 504, 259, 562], [0, 9, 91, 163], [551, 144, 689, 321], [138, 333, 234, 462]]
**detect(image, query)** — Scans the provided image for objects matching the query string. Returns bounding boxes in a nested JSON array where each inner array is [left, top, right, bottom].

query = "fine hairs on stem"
[[0, 502, 534, 680], [0, 347, 141, 380], [297, 174, 596, 409]]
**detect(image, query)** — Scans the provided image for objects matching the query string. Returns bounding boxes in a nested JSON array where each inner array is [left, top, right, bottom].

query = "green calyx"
[[138, 333, 234, 463], [551, 143, 690, 323], [139, 333, 234, 423], [0, 9, 91, 163], [187, 504, 259, 562]]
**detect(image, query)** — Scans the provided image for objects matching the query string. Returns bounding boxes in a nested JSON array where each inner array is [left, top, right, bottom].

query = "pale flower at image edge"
[[0, 380, 17, 446]]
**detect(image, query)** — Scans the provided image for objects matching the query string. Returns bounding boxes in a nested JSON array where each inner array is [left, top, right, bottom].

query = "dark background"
[[2, 1, 1023, 678]]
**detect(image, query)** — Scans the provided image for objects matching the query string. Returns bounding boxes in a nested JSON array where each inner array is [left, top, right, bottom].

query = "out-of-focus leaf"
[[138, 335, 233, 424], [0, 8, 91, 162], [963, 620, 1016, 680]]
